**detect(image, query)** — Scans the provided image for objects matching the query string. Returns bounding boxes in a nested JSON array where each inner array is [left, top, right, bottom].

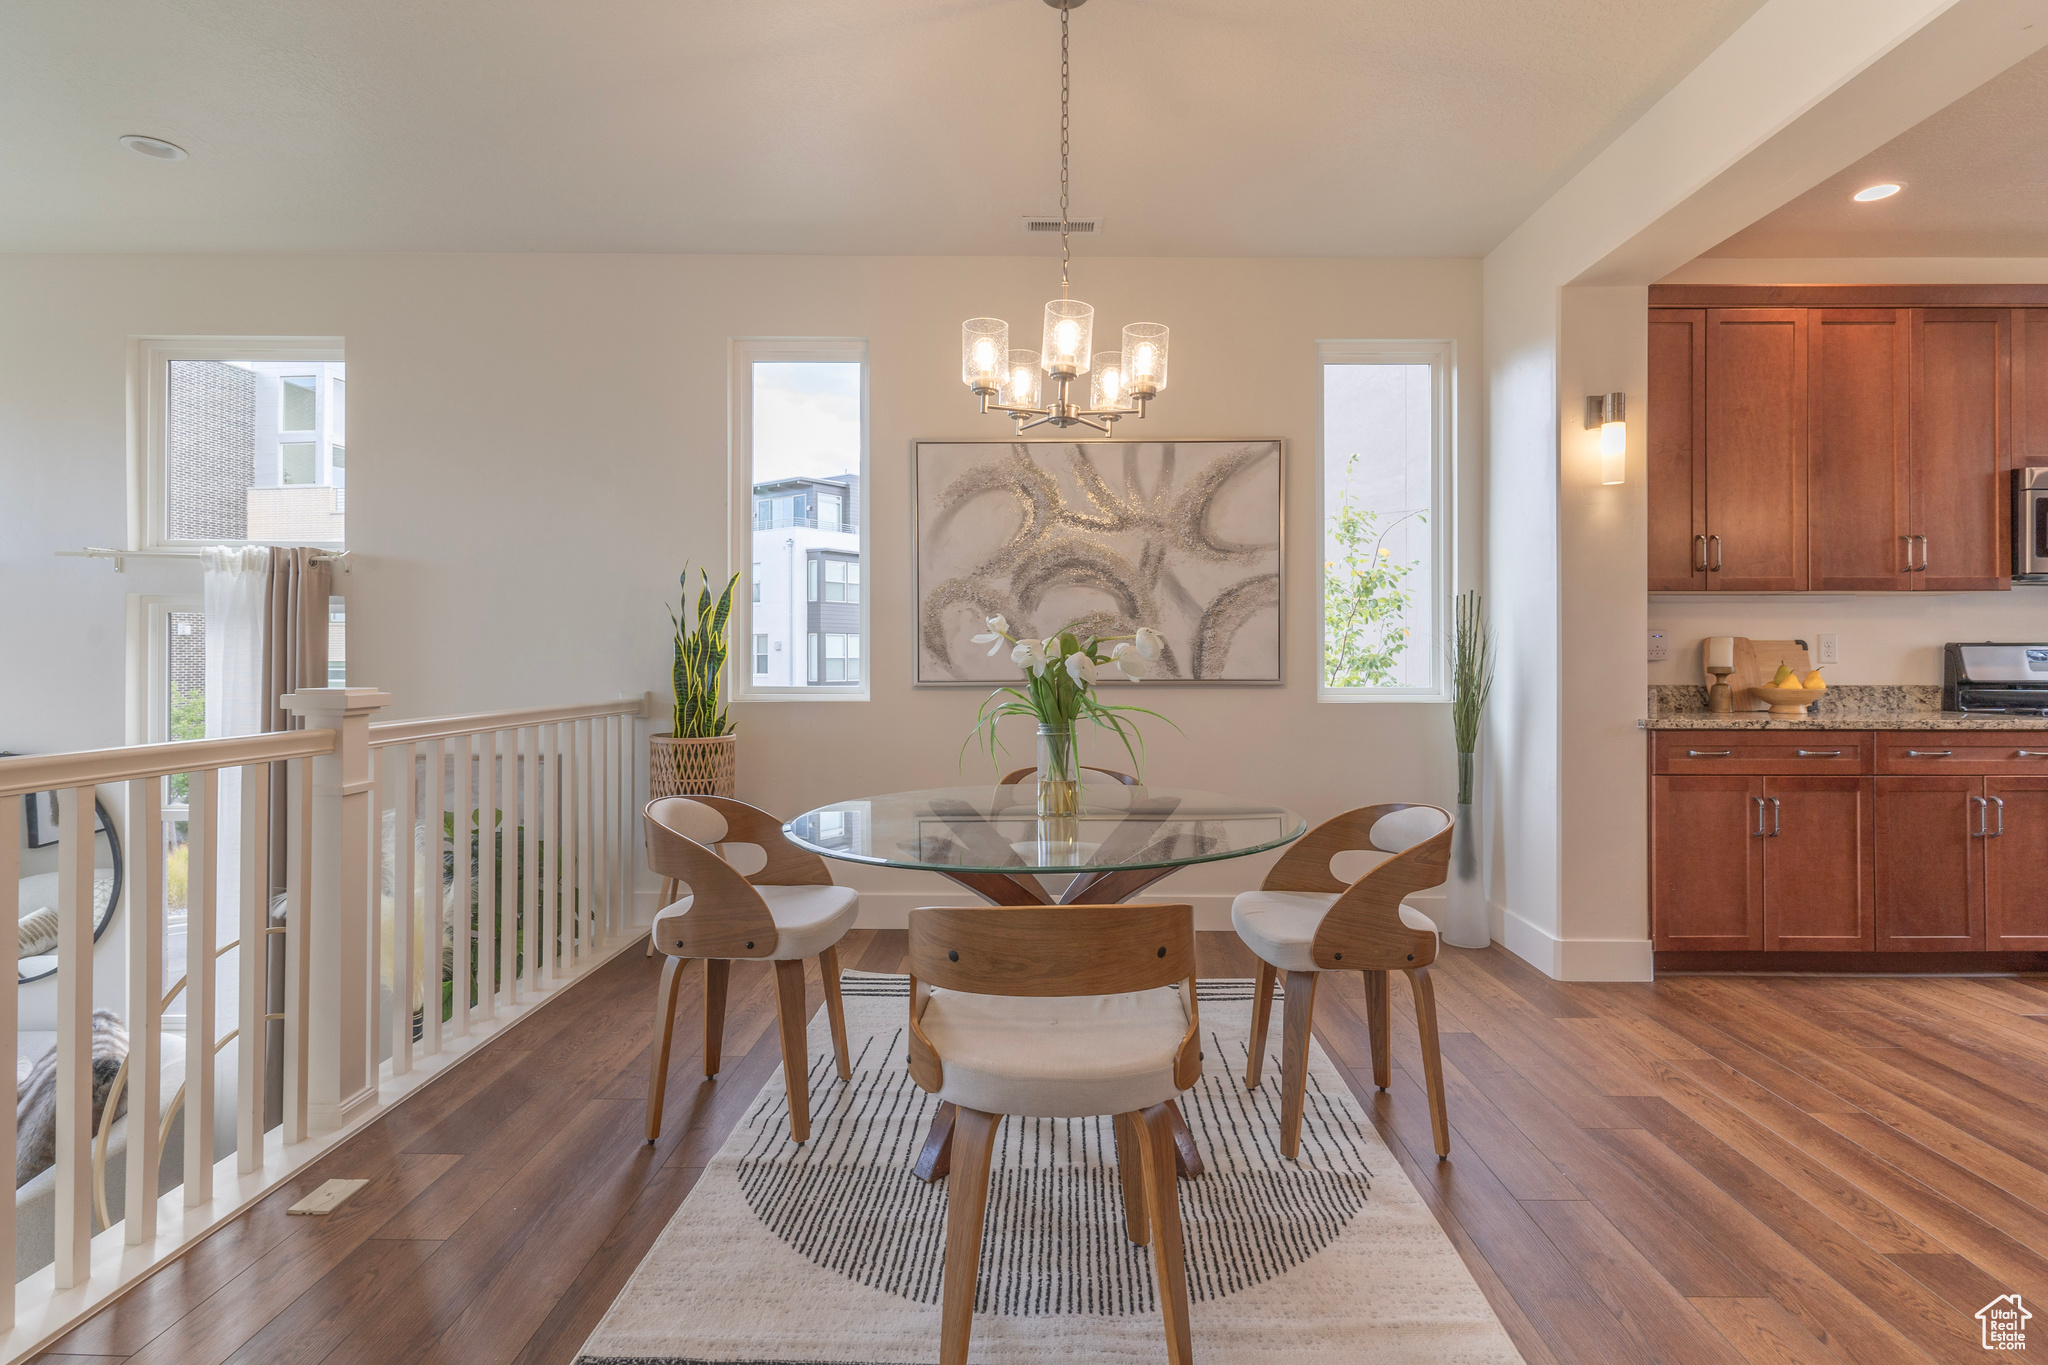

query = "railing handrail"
[[367, 696, 649, 748], [0, 730, 338, 799]]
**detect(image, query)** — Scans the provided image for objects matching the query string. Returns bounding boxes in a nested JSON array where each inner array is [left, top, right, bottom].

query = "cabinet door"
[[2012, 309, 2048, 470], [1762, 777, 1874, 951], [1652, 775, 1763, 951], [1706, 309, 1808, 590], [1909, 309, 2009, 591], [1874, 776, 1986, 951], [1648, 309, 1707, 592], [1985, 777, 2048, 951], [1807, 310, 1910, 591]]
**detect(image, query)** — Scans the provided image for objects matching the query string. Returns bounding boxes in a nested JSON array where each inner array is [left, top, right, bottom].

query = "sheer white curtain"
[[202, 546, 270, 947]]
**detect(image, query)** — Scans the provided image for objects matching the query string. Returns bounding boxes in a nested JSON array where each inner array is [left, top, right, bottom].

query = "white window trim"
[[131, 335, 346, 551], [1316, 339, 1456, 704], [729, 337, 870, 702]]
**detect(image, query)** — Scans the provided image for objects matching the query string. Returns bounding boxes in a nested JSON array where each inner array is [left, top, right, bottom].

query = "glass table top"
[[783, 784, 1307, 876]]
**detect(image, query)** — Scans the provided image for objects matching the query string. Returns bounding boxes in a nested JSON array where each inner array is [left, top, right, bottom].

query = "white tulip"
[[970, 626, 1006, 656], [1066, 651, 1098, 686], [1111, 641, 1147, 680], [1012, 638, 1048, 674], [985, 613, 1010, 636], [1134, 626, 1164, 661]]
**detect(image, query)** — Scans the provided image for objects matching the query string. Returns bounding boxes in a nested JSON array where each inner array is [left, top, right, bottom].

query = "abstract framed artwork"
[[914, 439, 1284, 684]]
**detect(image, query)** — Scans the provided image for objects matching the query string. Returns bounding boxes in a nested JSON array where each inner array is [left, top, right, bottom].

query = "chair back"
[[643, 795, 829, 959], [998, 764, 1140, 787], [905, 902, 1201, 1095], [1262, 802, 1452, 970]]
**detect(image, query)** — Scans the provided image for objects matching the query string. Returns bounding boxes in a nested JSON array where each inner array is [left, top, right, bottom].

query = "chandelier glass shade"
[[959, 0, 1169, 435]]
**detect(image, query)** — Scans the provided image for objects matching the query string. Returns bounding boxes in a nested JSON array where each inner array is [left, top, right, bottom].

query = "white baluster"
[[366, 743, 384, 1073], [523, 725, 540, 997], [282, 756, 311, 1145], [424, 738, 444, 1056], [394, 743, 415, 1075], [237, 761, 270, 1174], [454, 733, 472, 1037], [124, 779, 164, 1243], [0, 791, 19, 1315], [186, 770, 217, 1209]]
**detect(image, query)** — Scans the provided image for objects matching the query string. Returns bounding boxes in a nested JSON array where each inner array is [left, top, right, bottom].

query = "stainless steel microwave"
[[2018, 468, 2048, 581]]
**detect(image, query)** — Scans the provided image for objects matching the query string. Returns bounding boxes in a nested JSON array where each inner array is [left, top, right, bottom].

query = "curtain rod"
[[55, 546, 351, 573]]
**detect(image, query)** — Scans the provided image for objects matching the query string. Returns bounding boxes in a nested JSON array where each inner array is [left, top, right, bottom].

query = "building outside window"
[[1318, 341, 1452, 700], [736, 343, 867, 695]]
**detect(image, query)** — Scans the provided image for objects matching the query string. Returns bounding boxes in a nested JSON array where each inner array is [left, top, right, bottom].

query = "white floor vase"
[[576, 974, 1522, 1365]]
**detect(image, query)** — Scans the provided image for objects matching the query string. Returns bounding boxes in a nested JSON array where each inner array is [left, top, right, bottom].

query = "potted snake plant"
[[651, 566, 740, 798]]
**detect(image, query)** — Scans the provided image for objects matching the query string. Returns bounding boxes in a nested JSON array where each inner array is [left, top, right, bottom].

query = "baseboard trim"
[[1496, 901, 1653, 983]]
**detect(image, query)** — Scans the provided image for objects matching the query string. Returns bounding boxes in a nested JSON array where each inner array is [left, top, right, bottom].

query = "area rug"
[[577, 974, 1522, 1364]]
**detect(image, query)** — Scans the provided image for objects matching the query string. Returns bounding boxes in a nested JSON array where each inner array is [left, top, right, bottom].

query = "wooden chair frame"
[[906, 902, 1199, 1365], [1243, 803, 1454, 1160], [642, 795, 852, 1146]]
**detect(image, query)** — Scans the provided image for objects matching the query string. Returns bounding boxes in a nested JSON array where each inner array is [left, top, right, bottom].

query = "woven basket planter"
[[649, 733, 738, 799]]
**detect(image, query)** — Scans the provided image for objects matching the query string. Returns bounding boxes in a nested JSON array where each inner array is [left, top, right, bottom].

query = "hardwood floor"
[[35, 933, 2048, 1364]]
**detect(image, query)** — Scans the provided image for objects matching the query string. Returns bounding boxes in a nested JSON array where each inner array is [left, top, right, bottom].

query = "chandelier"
[[960, 0, 1168, 435]]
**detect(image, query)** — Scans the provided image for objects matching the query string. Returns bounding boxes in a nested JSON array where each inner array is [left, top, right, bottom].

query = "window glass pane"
[[166, 609, 206, 808], [164, 356, 344, 544], [1322, 361, 1435, 691], [749, 359, 863, 690], [754, 634, 769, 674], [327, 595, 346, 685], [282, 375, 316, 430], [281, 442, 317, 485], [330, 377, 345, 437], [846, 562, 861, 603]]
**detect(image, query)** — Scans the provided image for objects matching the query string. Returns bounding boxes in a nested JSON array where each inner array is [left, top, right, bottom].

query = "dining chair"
[[1231, 803, 1454, 1161], [908, 901, 1200, 1365], [997, 763, 1139, 785], [642, 795, 859, 1145]]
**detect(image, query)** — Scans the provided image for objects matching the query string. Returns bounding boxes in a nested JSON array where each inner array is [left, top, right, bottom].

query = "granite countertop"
[[1646, 684, 2048, 731]]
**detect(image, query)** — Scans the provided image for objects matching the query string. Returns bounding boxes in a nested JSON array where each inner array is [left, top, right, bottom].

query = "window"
[[137, 337, 346, 548], [733, 339, 868, 699], [328, 596, 346, 685], [1317, 341, 1452, 701]]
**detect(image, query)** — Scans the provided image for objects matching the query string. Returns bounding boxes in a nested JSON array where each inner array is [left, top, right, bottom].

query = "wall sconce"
[[1586, 392, 1626, 485]]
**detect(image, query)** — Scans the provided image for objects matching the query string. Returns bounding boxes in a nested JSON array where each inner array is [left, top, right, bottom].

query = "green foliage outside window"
[[1323, 455, 1423, 688]]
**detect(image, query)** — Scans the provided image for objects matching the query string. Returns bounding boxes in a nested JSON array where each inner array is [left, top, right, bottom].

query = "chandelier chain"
[[1059, 0, 1070, 297]]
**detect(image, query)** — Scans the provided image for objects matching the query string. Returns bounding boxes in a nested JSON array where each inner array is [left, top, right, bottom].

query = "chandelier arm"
[[1059, 0, 1070, 298]]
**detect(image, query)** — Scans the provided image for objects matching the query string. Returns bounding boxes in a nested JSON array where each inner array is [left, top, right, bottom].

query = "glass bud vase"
[[1036, 722, 1081, 818]]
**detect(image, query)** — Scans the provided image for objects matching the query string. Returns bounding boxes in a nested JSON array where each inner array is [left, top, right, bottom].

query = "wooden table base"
[[911, 1098, 1205, 1182]]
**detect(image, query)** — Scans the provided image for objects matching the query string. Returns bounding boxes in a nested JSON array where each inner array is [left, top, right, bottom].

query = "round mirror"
[[15, 786, 123, 984]]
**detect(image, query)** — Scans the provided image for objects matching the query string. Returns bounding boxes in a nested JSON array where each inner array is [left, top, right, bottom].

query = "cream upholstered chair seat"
[[917, 986, 1190, 1118], [652, 884, 859, 962], [1232, 892, 1441, 973]]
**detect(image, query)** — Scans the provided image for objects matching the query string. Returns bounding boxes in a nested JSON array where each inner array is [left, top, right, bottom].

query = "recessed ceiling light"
[[1853, 183, 1901, 202], [119, 134, 187, 161]]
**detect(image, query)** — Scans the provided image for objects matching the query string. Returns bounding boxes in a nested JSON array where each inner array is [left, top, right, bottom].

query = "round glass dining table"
[[783, 782, 1308, 908], [785, 782, 1307, 1185]]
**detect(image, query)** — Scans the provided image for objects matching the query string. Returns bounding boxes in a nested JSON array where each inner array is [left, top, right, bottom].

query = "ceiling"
[[1706, 43, 2048, 258], [1, 0, 1769, 256]]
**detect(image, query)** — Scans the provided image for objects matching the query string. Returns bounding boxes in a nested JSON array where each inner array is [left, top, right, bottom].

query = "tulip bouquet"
[[964, 615, 1179, 813]]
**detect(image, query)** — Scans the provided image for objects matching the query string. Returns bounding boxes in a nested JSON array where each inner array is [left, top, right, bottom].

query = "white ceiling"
[[2, 0, 1769, 256], [1707, 43, 2048, 258]]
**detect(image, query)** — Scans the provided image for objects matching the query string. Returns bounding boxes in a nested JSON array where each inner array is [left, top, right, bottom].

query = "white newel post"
[[283, 686, 391, 1133]]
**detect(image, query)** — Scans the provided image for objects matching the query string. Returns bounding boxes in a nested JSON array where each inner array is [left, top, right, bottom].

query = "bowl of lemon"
[[1752, 663, 1827, 716]]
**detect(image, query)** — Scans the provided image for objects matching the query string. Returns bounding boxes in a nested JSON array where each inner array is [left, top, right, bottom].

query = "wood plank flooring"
[[34, 934, 2048, 1364]]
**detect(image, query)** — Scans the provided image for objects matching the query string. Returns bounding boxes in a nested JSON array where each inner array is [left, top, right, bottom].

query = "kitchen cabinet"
[[1873, 776, 1984, 951], [1650, 774, 1762, 951], [1986, 778, 2048, 951], [1647, 289, 2016, 594], [2015, 308, 2048, 466], [1807, 309, 1909, 591], [1764, 777, 1874, 952]]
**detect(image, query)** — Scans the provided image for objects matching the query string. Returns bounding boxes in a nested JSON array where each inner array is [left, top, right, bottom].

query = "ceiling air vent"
[[1021, 215, 1103, 236]]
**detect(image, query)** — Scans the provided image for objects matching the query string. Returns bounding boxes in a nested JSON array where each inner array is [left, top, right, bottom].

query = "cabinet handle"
[[1753, 795, 1766, 837], [1972, 794, 1988, 837], [1913, 534, 1929, 572], [2017, 750, 2048, 758], [1692, 534, 1708, 573], [1795, 749, 1842, 757], [1901, 534, 1917, 573], [1686, 749, 1733, 757], [1768, 795, 1781, 837], [1904, 750, 1953, 758], [1708, 534, 1723, 572], [1991, 794, 2005, 837]]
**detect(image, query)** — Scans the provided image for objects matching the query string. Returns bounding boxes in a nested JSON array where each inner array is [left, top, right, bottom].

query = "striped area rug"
[[578, 974, 1522, 1364]]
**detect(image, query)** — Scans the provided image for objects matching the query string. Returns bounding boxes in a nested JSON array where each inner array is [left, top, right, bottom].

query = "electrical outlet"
[[1648, 628, 1669, 663], [1817, 633, 1840, 665]]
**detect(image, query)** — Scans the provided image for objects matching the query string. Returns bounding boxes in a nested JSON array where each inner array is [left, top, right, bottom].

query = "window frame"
[[131, 335, 347, 551], [728, 337, 870, 702], [1315, 339, 1455, 704]]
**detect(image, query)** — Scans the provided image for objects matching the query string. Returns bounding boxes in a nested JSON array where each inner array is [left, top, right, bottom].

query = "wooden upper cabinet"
[[1909, 308, 2009, 591], [1806, 310, 1910, 591], [1647, 310, 1707, 592], [1705, 309, 1807, 590], [2015, 309, 2048, 468]]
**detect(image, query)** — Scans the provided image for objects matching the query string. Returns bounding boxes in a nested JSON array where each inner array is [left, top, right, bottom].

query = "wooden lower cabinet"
[[1874, 776, 1985, 951], [1763, 777, 1874, 951], [1986, 777, 2048, 950], [1650, 774, 1762, 951]]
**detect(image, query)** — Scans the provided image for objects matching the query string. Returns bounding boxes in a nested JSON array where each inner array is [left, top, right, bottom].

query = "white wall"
[[0, 253, 1482, 940]]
